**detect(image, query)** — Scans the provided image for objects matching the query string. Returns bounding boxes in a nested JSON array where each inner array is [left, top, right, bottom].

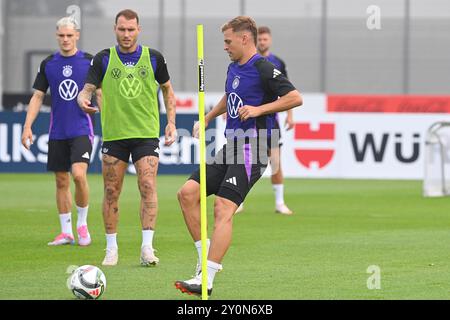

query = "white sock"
[[273, 184, 285, 206], [59, 213, 73, 235], [195, 239, 210, 265], [142, 230, 154, 248], [206, 260, 222, 288], [106, 233, 118, 249], [76, 205, 88, 228]]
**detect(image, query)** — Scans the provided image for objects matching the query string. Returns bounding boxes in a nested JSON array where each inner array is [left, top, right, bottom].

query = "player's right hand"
[[285, 115, 295, 131], [192, 121, 209, 139], [192, 121, 200, 138], [21, 127, 33, 150], [79, 99, 99, 114]]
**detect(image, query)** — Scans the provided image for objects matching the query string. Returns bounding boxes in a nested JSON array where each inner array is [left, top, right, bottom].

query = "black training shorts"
[[47, 135, 92, 172], [189, 139, 268, 206], [101, 138, 160, 163]]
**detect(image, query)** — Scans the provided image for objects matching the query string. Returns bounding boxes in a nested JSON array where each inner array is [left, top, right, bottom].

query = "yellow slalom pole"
[[197, 24, 208, 301]]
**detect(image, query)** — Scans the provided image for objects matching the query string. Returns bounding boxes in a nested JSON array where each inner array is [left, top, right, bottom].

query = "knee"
[[177, 184, 198, 205], [213, 198, 227, 214], [55, 175, 70, 190], [138, 180, 156, 199], [214, 198, 234, 223], [104, 185, 120, 202], [72, 171, 87, 185]]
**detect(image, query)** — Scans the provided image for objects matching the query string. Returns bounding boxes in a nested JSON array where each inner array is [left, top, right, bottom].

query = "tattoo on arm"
[[161, 82, 176, 125], [77, 83, 97, 104]]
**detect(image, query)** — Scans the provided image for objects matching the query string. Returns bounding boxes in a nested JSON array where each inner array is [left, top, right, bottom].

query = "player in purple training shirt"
[[21, 17, 99, 247], [175, 16, 302, 297], [236, 26, 295, 215]]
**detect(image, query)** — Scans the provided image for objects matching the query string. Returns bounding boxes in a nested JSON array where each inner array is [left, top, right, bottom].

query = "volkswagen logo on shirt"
[[111, 68, 121, 79], [58, 79, 79, 101], [119, 75, 142, 99], [227, 92, 243, 119]]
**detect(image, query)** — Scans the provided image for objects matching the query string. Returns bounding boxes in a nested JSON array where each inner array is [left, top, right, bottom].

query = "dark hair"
[[221, 16, 257, 45], [258, 26, 271, 35], [115, 9, 139, 24]]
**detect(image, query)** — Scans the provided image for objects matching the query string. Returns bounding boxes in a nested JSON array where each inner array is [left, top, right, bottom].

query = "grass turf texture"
[[0, 173, 449, 300]]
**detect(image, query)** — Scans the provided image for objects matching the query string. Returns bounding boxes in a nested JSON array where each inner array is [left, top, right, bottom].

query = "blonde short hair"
[[56, 16, 79, 30]]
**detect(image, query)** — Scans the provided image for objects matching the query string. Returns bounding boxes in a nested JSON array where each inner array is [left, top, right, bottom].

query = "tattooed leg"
[[135, 156, 159, 230], [102, 154, 128, 234]]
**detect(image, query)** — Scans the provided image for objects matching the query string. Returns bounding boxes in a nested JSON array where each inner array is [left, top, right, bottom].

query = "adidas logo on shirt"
[[225, 177, 237, 186], [81, 152, 90, 160], [273, 69, 282, 78]]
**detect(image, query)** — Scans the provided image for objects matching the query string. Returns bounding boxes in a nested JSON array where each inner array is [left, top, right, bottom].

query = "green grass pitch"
[[0, 173, 449, 299]]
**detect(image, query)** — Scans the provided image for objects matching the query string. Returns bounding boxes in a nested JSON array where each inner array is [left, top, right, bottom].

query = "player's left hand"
[[164, 123, 177, 146], [238, 105, 261, 121]]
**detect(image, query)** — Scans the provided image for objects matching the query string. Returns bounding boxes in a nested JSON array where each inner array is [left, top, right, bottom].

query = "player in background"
[[78, 9, 177, 267], [235, 25, 295, 215], [21, 17, 98, 246], [175, 16, 302, 296]]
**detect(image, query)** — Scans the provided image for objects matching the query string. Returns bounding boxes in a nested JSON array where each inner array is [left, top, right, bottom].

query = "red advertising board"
[[328, 95, 450, 113]]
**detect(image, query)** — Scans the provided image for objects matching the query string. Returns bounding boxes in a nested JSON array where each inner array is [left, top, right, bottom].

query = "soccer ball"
[[69, 265, 106, 300]]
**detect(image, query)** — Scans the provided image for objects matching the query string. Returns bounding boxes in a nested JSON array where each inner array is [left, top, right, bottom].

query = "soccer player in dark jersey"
[[21, 17, 97, 247], [175, 16, 302, 296], [236, 25, 295, 215], [78, 9, 177, 267]]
